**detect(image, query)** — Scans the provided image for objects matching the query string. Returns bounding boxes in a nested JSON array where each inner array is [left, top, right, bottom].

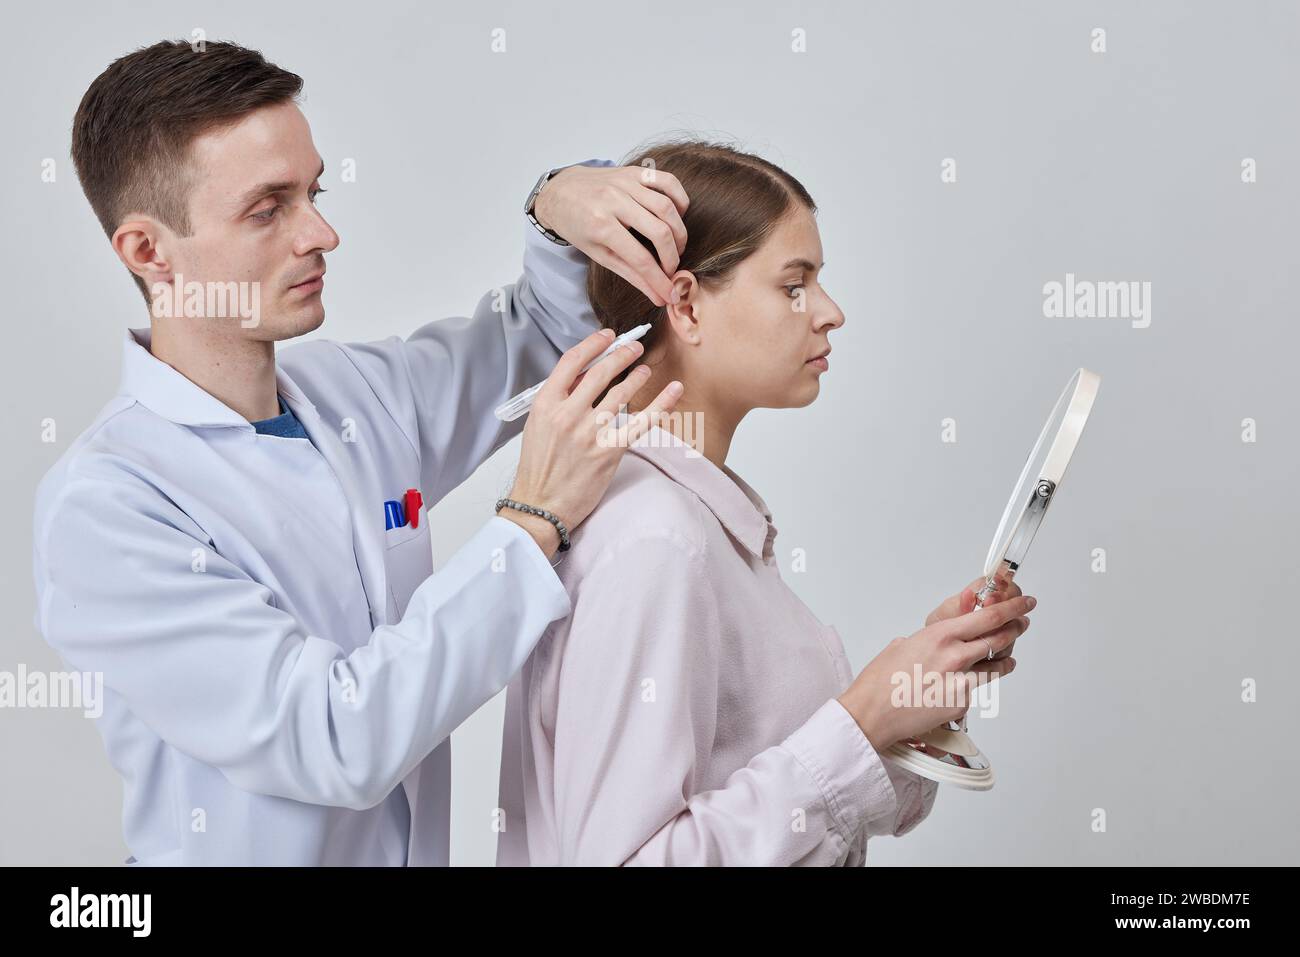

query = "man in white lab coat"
[[32, 39, 688, 865]]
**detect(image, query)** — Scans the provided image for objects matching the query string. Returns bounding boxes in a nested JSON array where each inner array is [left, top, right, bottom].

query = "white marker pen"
[[494, 323, 655, 422]]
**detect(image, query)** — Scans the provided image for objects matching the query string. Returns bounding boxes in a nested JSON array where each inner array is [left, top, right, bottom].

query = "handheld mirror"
[[973, 367, 1101, 609], [882, 367, 1101, 790]]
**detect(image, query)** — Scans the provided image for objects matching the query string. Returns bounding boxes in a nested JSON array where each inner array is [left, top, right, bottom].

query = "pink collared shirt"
[[496, 425, 938, 866]]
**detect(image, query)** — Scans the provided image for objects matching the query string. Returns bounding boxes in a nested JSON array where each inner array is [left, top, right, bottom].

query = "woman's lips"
[[806, 355, 829, 372]]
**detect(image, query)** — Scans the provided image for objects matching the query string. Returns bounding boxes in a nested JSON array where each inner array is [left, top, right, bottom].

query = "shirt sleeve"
[[546, 533, 905, 866], [315, 160, 614, 505], [33, 475, 571, 812], [866, 761, 940, 838]]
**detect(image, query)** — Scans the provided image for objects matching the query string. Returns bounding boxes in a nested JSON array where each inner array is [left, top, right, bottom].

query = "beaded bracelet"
[[495, 498, 571, 552]]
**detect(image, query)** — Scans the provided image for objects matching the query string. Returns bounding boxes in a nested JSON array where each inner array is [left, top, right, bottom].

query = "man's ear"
[[663, 270, 703, 346], [112, 218, 174, 293]]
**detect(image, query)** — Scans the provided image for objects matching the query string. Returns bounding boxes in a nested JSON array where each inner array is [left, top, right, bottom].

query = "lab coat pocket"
[[384, 522, 433, 618]]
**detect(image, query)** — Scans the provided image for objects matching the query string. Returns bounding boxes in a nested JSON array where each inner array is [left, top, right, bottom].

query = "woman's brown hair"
[[587, 140, 817, 390]]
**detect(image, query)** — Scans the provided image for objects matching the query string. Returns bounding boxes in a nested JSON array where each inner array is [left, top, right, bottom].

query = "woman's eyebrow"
[[780, 258, 823, 271]]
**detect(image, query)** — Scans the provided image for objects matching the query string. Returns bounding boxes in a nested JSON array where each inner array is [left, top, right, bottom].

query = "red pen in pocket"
[[404, 488, 423, 529]]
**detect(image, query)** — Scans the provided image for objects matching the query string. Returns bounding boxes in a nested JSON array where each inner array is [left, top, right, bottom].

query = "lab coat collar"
[[119, 327, 316, 428], [628, 422, 777, 562]]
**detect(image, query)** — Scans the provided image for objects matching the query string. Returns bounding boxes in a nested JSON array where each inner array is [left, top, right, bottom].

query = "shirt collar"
[[118, 326, 314, 429], [627, 423, 777, 562]]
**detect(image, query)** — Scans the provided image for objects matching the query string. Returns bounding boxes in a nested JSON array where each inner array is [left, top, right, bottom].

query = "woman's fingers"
[[967, 573, 1022, 605], [950, 594, 1036, 642], [984, 576, 1022, 603], [927, 574, 1024, 627], [944, 656, 1017, 711], [960, 656, 1018, 684], [959, 616, 1029, 669]]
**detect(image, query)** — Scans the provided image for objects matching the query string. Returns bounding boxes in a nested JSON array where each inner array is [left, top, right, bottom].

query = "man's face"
[[166, 101, 339, 340]]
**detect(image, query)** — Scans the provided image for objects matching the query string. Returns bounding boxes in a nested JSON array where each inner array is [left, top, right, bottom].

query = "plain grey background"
[[2, 0, 1295, 866]]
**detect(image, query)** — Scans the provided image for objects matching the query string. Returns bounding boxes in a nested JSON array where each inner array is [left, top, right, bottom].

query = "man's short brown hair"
[[71, 39, 303, 302]]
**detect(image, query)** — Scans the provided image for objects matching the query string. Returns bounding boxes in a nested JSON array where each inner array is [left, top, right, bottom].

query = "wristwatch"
[[524, 166, 572, 246]]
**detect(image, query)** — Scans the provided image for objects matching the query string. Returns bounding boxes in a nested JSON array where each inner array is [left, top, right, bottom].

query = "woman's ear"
[[663, 270, 702, 346]]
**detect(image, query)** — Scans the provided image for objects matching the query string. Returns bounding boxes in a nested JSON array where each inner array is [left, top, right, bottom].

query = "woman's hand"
[[925, 572, 1026, 660], [532, 164, 690, 307], [836, 594, 1035, 753]]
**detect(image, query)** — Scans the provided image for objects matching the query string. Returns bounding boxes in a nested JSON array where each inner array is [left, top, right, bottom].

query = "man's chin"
[[254, 304, 326, 341]]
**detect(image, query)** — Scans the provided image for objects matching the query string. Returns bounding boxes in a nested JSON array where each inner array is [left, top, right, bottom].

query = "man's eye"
[[784, 284, 805, 298], [252, 205, 281, 222], [309, 186, 327, 204]]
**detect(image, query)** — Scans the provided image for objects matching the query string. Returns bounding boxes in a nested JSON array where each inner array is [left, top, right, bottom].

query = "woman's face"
[[669, 205, 845, 417]]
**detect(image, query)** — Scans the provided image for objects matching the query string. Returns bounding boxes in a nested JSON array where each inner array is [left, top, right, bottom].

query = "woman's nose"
[[816, 294, 846, 330]]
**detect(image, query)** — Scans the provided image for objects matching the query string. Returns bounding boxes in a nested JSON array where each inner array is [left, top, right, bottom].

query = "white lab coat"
[[32, 217, 600, 865]]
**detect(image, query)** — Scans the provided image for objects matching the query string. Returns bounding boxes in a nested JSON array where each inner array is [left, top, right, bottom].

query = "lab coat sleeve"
[[33, 476, 571, 812], [548, 535, 905, 866], [334, 158, 616, 505]]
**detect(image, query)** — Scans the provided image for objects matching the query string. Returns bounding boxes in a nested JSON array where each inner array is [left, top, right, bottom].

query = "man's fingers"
[[595, 362, 653, 418], [589, 245, 665, 307], [570, 340, 643, 408], [592, 241, 669, 306], [603, 226, 674, 304], [537, 330, 618, 405], [628, 183, 688, 256], [615, 192, 681, 276], [616, 380, 684, 447], [629, 167, 690, 217]]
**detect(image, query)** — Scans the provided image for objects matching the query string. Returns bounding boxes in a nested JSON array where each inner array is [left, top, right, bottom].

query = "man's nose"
[[296, 207, 340, 257]]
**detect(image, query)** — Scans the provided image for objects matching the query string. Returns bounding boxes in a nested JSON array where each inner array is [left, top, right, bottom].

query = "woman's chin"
[[780, 377, 823, 409]]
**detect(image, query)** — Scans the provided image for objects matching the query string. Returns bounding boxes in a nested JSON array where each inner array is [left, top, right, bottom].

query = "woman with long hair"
[[496, 141, 1032, 866]]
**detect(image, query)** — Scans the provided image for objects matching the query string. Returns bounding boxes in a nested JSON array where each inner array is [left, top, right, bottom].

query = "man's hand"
[[925, 573, 1027, 660], [502, 330, 684, 559], [533, 164, 690, 307]]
